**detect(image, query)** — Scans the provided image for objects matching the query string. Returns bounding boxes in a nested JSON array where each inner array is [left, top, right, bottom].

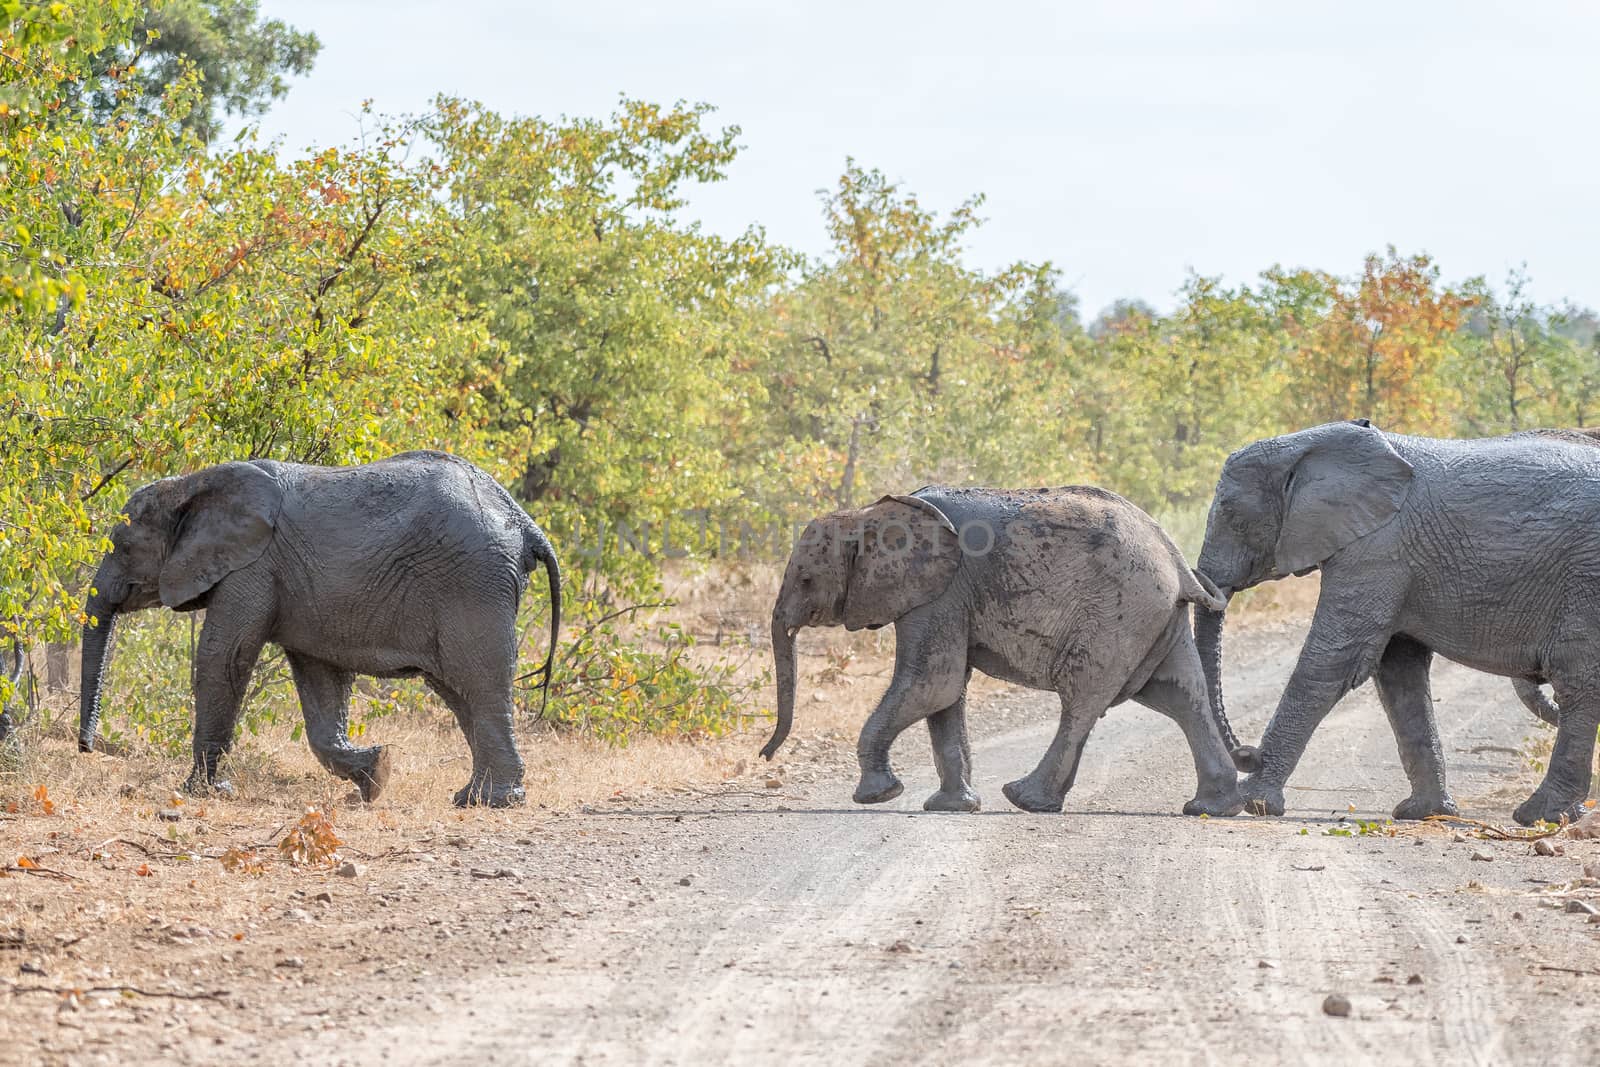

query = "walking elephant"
[[78, 451, 560, 807], [1194, 420, 1600, 826], [763, 486, 1244, 816]]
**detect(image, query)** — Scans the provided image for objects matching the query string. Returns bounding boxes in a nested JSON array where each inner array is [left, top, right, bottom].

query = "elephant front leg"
[[1373, 636, 1457, 820], [923, 691, 980, 812], [287, 652, 392, 802], [1245, 591, 1397, 816], [184, 611, 270, 798], [1514, 677, 1598, 826], [1244, 639, 1381, 817], [855, 615, 966, 806]]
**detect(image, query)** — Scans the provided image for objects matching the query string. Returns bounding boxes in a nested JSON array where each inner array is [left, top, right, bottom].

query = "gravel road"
[[11, 620, 1599, 1066], [295, 621, 1600, 1067]]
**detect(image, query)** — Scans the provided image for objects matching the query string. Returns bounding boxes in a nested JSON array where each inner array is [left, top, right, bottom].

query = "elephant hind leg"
[[1133, 632, 1243, 817], [1373, 635, 1456, 820], [1514, 667, 1599, 827], [425, 677, 526, 808], [287, 652, 391, 802], [1002, 682, 1120, 814]]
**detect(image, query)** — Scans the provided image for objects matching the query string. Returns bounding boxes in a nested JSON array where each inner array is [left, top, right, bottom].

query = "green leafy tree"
[[427, 96, 788, 588], [765, 162, 1055, 506], [2, 6, 465, 684], [84, 0, 319, 140]]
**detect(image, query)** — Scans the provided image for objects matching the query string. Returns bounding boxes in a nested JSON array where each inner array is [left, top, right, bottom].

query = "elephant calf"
[[78, 451, 560, 807], [764, 486, 1245, 816]]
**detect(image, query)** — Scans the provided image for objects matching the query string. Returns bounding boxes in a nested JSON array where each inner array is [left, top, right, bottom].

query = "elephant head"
[[1194, 419, 1413, 772], [79, 462, 283, 753], [762, 494, 960, 760]]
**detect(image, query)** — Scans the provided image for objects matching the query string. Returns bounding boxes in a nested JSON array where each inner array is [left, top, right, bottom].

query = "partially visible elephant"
[[1505, 426, 1600, 725], [0, 639, 22, 743], [1195, 420, 1600, 826], [764, 486, 1244, 816], [78, 451, 561, 807]]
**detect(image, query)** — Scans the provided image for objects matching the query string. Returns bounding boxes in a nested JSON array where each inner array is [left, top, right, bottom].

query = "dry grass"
[[0, 566, 1325, 829]]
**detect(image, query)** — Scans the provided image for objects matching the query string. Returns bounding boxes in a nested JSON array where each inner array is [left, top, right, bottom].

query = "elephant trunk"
[[78, 583, 121, 753], [1193, 595, 1261, 774], [762, 613, 796, 760]]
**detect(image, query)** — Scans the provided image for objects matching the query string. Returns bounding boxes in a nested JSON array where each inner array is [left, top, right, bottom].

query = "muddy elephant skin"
[[766, 486, 1245, 816]]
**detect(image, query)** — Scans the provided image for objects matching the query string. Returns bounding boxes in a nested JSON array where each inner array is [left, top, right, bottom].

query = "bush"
[[536, 600, 767, 745]]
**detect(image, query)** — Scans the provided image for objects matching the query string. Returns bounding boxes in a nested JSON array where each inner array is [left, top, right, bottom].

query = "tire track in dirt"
[[297, 621, 1599, 1066]]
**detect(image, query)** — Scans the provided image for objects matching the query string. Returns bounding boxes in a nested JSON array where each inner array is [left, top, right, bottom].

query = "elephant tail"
[[520, 522, 562, 717], [1179, 567, 1227, 612]]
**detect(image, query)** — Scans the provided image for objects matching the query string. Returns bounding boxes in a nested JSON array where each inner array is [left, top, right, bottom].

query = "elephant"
[[763, 486, 1245, 816], [0, 639, 22, 744], [77, 450, 560, 808], [1194, 420, 1600, 826]]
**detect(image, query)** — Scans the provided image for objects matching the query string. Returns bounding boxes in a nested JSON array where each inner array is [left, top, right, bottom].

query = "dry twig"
[[5, 984, 228, 1001], [1422, 814, 1565, 841], [2, 864, 77, 881]]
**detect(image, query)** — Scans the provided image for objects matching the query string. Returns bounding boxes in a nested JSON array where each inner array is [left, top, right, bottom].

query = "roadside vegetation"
[[5, 2, 1600, 781]]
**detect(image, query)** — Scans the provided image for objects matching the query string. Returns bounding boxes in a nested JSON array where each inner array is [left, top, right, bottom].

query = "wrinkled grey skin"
[[1504, 426, 1600, 726], [78, 451, 560, 808], [1195, 421, 1600, 826], [765, 486, 1244, 816]]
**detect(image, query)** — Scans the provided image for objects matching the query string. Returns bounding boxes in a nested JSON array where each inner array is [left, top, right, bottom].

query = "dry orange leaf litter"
[[220, 847, 268, 876], [15, 856, 39, 870], [278, 808, 344, 868]]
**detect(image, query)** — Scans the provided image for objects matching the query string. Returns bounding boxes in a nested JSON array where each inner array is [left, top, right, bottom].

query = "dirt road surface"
[[8, 620, 1600, 1065]]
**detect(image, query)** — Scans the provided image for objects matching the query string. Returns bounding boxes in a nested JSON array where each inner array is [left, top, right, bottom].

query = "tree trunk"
[[45, 641, 71, 693]]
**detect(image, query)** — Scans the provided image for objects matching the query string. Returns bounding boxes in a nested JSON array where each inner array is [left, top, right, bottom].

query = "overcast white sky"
[[255, 0, 1600, 318]]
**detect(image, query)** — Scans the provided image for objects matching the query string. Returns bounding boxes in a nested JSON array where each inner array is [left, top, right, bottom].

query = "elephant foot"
[[181, 773, 236, 799], [1392, 792, 1457, 821], [1239, 777, 1285, 817], [344, 746, 393, 803], [452, 778, 527, 809], [923, 786, 981, 813], [1512, 788, 1584, 827], [1002, 777, 1064, 814], [853, 771, 904, 805], [1184, 787, 1244, 817]]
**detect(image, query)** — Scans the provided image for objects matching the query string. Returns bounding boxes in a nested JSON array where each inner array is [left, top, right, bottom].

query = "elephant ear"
[[1275, 425, 1413, 575], [841, 495, 961, 631], [159, 462, 284, 610]]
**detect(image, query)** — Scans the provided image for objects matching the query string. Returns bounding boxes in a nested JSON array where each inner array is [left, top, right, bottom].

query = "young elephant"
[[78, 451, 560, 807], [763, 486, 1244, 816]]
